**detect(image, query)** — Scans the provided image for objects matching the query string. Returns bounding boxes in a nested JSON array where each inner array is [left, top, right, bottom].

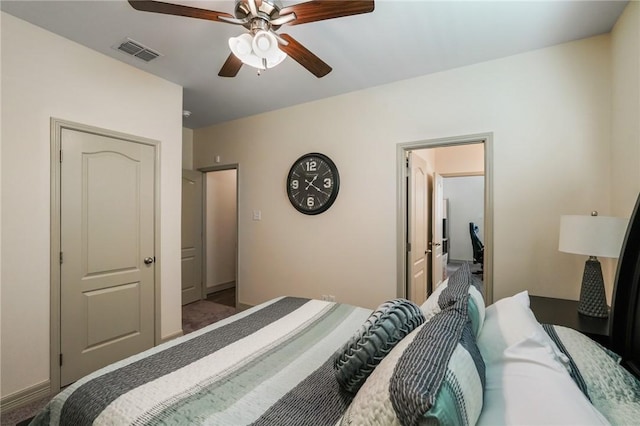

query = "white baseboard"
[[160, 330, 184, 344], [207, 281, 236, 294], [0, 380, 51, 413], [237, 303, 253, 312]]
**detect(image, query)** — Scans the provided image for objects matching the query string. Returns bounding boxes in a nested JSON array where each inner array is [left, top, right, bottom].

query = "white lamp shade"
[[559, 215, 628, 258]]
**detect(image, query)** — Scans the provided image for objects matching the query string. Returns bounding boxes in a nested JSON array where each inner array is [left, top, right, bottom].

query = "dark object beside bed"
[[610, 192, 640, 378], [469, 222, 484, 272]]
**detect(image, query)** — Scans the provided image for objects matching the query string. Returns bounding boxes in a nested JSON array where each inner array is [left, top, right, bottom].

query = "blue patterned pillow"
[[333, 298, 425, 393]]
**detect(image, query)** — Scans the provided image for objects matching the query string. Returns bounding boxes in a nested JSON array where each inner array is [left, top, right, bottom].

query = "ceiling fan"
[[127, 0, 375, 78]]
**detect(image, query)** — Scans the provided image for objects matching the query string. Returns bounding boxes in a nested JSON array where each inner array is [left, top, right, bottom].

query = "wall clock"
[[287, 153, 340, 215]]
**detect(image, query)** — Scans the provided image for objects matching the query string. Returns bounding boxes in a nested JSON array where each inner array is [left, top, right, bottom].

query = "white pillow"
[[512, 289, 530, 308], [477, 293, 609, 425], [477, 291, 566, 365], [419, 277, 449, 321]]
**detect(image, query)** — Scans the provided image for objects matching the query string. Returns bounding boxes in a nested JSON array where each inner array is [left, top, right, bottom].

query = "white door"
[[431, 172, 445, 289], [182, 169, 203, 305], [407, 152, 429, 305], [60, 128, 155, 386]]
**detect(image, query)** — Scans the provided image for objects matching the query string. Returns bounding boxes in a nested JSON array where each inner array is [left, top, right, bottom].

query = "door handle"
[[144, 257, 155, 265]]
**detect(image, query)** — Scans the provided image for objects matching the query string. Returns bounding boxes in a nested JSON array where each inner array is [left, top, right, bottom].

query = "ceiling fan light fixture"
[[228, 31, 286, 71], [252, 30, 278, 58], [229, 33, 253, 56]]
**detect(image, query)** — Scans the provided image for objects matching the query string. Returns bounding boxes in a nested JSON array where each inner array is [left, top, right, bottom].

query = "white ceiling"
[[1, 0, 628, 129]]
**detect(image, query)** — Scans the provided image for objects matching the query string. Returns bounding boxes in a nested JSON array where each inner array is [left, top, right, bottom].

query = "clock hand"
[[304, 175, 325, 193], [309, 182, 329, 196], [304, 175, 318, 190]]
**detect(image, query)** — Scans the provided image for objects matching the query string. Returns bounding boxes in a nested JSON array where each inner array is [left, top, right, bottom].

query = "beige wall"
[[434, 144, 485, 174], [182, 127, 194, 170], [1, 13, 183, 398], [206, 170, 237, 291], [611, 1, 640, 218], [608, 2, 640, 301], [194, 34, 618, 309]]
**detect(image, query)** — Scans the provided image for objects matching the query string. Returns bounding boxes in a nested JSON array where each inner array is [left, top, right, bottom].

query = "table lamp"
[[558, 212, 628, 318]]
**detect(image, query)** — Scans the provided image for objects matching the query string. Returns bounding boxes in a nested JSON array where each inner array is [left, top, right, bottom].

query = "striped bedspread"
[[32, 297, 372, 426]]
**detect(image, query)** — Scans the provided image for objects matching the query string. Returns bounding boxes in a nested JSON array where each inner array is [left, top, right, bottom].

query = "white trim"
[[159, 330, 184, 344], [396, 132, 494, 304], [207, 281, 236, 294], [0, 380, 50, 413], [237, 303, 254, 312]]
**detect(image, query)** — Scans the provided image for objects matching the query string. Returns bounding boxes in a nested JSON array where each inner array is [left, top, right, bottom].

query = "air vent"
[[113, 38, 162, 62]]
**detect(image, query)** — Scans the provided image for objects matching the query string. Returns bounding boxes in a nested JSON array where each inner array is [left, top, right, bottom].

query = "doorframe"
[[396, 132, 494, 304], [49, 118, 162, 393], [198, 164, 240, 308]]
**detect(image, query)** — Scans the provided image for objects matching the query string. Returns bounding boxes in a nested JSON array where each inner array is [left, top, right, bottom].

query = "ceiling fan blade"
[[280, 0, 374, 25], [218, 53, 243, 77], [128, 1, 234, 23], [279, 34, 331, 78]]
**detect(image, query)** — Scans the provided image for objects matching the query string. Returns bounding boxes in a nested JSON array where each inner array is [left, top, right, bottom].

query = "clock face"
[[287, 153, 340, 215]]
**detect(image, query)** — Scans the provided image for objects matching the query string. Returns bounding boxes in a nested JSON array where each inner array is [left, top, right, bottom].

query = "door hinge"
[[59, 149, 63, 163], [59, 354, 63, 366], [407, 242, 412, 252], [60, 251, 63, 264]]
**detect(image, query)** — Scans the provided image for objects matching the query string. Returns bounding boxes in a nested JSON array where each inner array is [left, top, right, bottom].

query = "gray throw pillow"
[[333, 298, 425, 393]]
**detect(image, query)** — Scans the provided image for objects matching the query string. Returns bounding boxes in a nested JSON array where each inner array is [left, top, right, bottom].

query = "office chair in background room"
[[469, 222, 484, 274]]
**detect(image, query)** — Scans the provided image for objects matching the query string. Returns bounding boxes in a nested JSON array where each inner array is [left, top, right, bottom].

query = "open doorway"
[[203, 167, 238, 308], [443, 175, 485, 278], [181, 165, 238, 334], [397, 133, 493, 305]]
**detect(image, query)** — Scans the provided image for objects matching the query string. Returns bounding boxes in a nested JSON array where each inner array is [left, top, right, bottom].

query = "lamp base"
[[577, 259, 609, 318]]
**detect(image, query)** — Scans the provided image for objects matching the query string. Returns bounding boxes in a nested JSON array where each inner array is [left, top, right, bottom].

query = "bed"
[[33, 193, 640, 426]]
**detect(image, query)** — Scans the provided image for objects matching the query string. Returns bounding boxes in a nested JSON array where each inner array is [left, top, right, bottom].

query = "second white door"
[[182, 169, 203, 305], [408, 152, 429, 305]]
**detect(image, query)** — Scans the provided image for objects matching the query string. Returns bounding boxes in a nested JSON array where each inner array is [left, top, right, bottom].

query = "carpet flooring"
[[182, 299, 237, 335], [1, 292, 237, 426], [206, 287, 236, 307], [447, 260, 483, 278]]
